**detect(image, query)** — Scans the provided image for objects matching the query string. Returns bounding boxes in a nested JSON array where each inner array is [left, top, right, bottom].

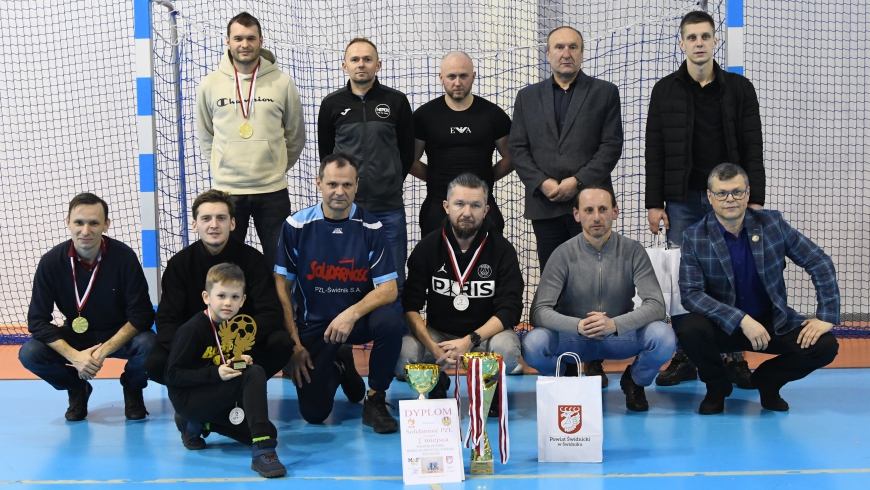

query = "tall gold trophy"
[[404, 364, 441, 399], [460, 352, 508, 474], [219, 314, 258, 370]]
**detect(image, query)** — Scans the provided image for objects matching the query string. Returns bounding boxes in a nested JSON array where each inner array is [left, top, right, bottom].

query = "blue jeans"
[[231, 189, 292, 269], [370, 208, 407, 320], [664, 189, 713, 248], [18, 330, 156, 391], [522, 322, 675, 386]]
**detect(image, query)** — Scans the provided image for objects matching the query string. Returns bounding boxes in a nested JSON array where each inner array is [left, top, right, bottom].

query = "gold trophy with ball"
[[218, 314, 257, 370], [404, 364, 441, 399], [459, 352, 509, 475]]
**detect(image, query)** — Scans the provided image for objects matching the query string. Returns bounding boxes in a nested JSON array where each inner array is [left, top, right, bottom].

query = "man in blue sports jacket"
[[274, 153, 404, 435], [677, 163, 839, 414]]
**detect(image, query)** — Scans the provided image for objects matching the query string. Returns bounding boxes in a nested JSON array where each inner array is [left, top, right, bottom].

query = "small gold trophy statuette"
[[404, 363, 441, 399], [218, 314, 257, 370]]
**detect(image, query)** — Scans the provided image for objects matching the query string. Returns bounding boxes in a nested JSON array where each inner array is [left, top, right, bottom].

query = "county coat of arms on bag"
[[558, 405, 582, 434]]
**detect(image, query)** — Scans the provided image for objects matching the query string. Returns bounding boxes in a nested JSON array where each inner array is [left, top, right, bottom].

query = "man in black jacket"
[[399, 173, 524, 399], [645, 10, 764, 387], [145, 190, 293, 387], [317, 38, 415, 315], [20, 193, 156, 421]]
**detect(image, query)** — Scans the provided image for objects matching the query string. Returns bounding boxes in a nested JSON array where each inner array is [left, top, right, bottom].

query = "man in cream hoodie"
[[196, 12, 305, 268]]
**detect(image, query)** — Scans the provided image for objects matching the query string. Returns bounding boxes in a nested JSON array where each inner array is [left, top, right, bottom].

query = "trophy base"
[[470, 459, 494, 475], [232, 360, 248, 370]]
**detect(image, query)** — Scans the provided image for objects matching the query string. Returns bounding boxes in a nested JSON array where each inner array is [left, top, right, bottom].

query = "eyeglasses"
[[709, 187, 749, 201]]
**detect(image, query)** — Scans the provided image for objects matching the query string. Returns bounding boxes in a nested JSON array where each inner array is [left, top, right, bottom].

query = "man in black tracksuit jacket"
[[398, 174, 524, 395], [317, 39, 415, 318], [318, 76, 415, 212]]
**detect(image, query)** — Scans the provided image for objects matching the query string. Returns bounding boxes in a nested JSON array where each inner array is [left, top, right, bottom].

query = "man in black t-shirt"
[[410, 51, 513, 238]]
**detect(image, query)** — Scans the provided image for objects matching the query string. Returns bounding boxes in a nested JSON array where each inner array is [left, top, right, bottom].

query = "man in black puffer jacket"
[[645, 10, 764, 388]]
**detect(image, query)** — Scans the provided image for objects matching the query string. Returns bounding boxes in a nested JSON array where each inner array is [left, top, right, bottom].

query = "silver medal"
[[229, 406, 245, 425], [453, 294, 470, 311]]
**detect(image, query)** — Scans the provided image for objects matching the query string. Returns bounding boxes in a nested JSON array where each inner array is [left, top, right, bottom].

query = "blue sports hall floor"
[[3, 367, 870, 489]]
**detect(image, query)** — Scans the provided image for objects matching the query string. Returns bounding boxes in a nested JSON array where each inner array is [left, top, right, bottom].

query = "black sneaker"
[[429, 371, 451, 399], [655, 352, 698, 386], [725, 355, 754, 389], [362, 391, 398, 434], [751, 372, 789, 411], [699, 380, 733, 415], [620, 367, 649, 412], [563, 361, 580, 377], [337, 345, 366, 403], [123, 386, 149, 420], [174, 413, 206, 450], [251, 439, 286, 478], [65, 382, 92, 421], [583, 360, 609, 388], [758, 389, 789, 411]]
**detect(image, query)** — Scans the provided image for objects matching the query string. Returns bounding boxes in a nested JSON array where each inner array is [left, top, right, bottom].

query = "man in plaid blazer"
[[677, 163, 839, 414]]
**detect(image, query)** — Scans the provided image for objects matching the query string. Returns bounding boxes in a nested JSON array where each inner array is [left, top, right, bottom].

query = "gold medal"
[[239, 122, 253, 139], [72, 315, 89, 334], [70, 244, 104, 336]]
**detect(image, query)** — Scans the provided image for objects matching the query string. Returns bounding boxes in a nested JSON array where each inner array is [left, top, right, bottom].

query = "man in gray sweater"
[[522, 187, 675, 411]]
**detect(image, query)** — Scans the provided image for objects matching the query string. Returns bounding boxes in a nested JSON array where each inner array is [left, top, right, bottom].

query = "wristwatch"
[[469, 332, 482, 348]]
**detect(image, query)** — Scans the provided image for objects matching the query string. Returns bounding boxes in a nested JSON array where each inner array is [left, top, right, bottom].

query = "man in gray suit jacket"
[[509, 26, 623, 384], [509, 26, 623, 273]]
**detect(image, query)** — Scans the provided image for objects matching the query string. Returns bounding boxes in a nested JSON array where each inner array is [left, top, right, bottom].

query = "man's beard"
[[451, 221, 480, 240], [448, 89, 467, 102]]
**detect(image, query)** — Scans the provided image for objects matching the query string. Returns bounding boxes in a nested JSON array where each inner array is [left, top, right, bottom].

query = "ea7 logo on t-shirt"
[[450, 127, 472, 134], [375, 104, 391, 118], [306, 259, 369, 282], [431, 277, 494, 298]]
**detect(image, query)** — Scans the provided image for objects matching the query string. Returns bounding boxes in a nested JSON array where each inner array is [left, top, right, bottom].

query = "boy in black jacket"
[[166, 263, 285, 478]]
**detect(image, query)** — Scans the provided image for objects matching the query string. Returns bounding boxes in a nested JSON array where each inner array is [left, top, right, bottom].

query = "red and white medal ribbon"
[[442, 230, 487, 299], [233, 62, 259, 119], [496, 357, 510, 463], [70, 252, 103, 316], [206, 308, 227, 365], [454, 355, 510, 464]]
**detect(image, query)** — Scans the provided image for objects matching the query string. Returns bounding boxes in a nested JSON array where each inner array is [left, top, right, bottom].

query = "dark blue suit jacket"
[[679, 209, 839, 335]]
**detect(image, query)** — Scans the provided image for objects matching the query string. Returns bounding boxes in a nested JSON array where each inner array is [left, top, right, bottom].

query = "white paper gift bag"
[[536, 353, 603, 463], [632, 233, 689, 317]]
